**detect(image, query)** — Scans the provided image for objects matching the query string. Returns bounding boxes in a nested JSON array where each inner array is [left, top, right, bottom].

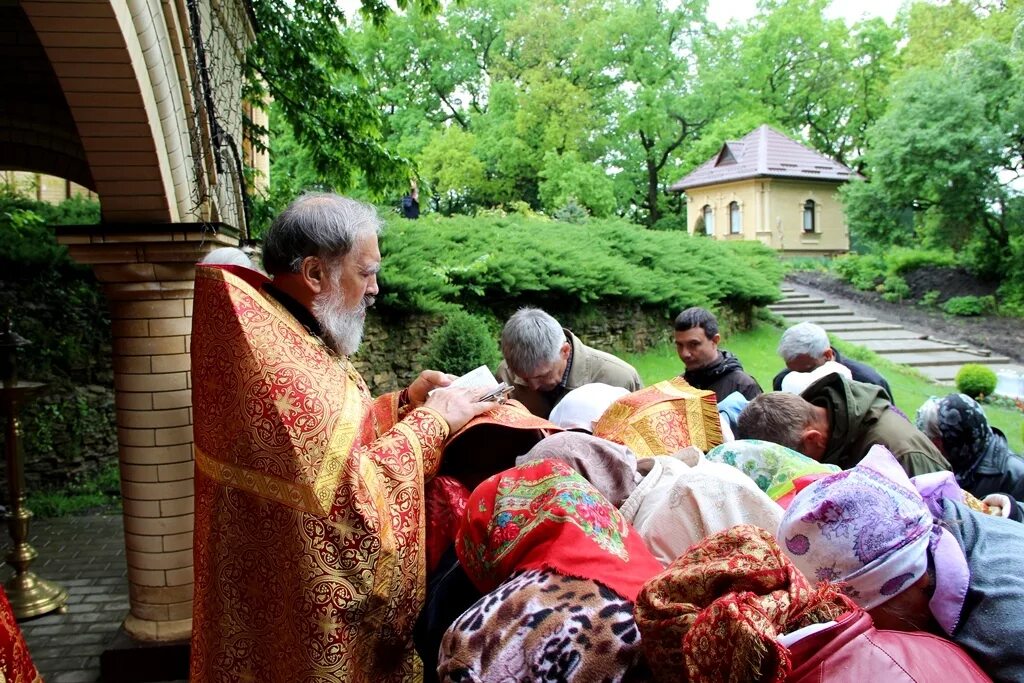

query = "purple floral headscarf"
[[778, 446, 969, 633]]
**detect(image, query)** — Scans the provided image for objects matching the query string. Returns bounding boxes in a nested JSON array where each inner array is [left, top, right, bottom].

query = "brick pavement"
[[10, 514, 128, 683]]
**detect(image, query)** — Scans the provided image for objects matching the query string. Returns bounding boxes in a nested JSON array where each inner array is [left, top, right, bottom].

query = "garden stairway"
[[769, 285, 1024, 386]]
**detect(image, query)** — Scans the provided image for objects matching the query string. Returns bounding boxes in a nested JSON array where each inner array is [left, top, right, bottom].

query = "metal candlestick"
[[0, 318, 67, 618]]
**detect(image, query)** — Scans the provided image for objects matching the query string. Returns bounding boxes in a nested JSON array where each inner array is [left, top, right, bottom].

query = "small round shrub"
[[417, 309, 501, 376], [942, 295, 995, 317], [956, 364, 998, 399]]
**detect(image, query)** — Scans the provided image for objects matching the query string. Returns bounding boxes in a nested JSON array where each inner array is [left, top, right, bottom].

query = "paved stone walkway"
[[10, 514, 127, 683], [770, 284, 1024, 385]]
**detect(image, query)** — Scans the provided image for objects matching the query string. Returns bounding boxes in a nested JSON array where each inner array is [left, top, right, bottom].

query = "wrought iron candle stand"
[[0, 319, 67, 618]]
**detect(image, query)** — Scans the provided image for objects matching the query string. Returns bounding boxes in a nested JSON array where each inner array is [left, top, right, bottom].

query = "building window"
[[803, 199, 816, 233], [702, 205, 714, 235], [729, 201, 741, 234]]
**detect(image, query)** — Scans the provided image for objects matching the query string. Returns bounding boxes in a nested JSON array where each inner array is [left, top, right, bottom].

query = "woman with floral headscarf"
[[778, 445, 1024, 682], [437, 460, 664, 682], [916, 393, 1024, 501], [634, 525, 989, 683], [705, 439, 841, 508], [518, 432, 784, 566]]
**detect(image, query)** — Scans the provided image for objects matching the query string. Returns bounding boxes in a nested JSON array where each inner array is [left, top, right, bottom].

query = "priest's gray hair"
[[262, 192, 382, 276], [777, 322, 831, 361], [501, 307, 566, 376]]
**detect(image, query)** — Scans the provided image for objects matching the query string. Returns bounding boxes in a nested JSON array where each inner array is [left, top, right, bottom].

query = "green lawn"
[[623, 323, 1024, 453]]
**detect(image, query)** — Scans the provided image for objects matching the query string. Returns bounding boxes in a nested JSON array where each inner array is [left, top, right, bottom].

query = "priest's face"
[[312, 232, 380, 356]]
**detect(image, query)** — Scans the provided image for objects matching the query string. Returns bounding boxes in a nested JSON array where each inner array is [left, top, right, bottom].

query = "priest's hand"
[[406, 370, 458, 407], [424, 386, 498, 433]]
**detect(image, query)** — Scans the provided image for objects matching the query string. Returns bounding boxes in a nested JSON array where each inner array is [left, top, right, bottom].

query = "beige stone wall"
[[684, 180, 765, 245], [764, 179, 849, 255], [684, 178, 849, 254]]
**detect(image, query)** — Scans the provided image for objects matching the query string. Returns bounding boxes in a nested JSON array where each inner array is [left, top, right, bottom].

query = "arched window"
[[803, 199, 816, 233], [729, 201, 741, 234], [702, 205, 714, 235]]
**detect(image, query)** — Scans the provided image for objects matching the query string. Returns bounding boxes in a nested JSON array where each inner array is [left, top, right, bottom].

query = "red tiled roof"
[[670, 125, 857, 192]]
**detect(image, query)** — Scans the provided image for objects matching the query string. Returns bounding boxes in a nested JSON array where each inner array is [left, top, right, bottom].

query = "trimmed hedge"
[[378, 214, 783, 315]]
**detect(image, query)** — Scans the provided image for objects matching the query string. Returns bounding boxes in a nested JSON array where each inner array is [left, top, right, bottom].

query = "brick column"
[[58, 225, 238, 643]]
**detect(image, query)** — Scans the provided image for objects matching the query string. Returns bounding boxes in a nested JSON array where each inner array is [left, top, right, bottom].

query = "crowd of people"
[[187, 193, 1024, 682]]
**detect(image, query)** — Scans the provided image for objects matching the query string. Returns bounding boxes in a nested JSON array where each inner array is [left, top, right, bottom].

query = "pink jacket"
[[788, 611, 990, 682]]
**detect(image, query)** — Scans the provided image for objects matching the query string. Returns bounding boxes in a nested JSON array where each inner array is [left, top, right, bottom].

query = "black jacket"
[[773, 348, 893, 402], [683, 350, 762, 402]]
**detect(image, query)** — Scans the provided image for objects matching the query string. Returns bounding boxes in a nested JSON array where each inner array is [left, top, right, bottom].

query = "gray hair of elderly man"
[[777, 322, 831, 361], [501, 307, 566, 376], [261, 192, 382, 276]]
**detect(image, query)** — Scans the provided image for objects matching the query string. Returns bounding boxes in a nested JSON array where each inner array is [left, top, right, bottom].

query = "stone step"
[[857, 339, 966, 354], [776, 296, 825, 305], [784, 315, 880, 325], [818, 321, 904, 332], [832, 329, 926, 342], [770, 305, 851, 316], [876, 350, 1012, 368]]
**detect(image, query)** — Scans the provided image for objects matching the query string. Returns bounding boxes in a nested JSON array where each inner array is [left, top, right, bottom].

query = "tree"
[[845, 36, 1024, 266], [245, 0, 440, 199]]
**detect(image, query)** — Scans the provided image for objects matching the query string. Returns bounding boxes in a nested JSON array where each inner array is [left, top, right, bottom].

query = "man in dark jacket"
[[736, 373, 949, 477], [674, 307, 762, 402], [772, 322, 893, 401]]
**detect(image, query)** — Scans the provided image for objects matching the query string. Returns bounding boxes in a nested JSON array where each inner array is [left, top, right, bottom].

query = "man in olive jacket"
[[497, 308, 643, 419], [736, 372, 950, 477]]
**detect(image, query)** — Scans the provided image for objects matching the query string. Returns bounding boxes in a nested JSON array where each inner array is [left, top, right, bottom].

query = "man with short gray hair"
[[772, 321, 892, 401], [497, 307, 642, 418]]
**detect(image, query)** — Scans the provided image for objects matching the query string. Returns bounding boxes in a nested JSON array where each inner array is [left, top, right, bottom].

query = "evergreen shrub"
[[956, 364, 997, 399], [417, 310, 501, 376], [379, 214, 783, 315]]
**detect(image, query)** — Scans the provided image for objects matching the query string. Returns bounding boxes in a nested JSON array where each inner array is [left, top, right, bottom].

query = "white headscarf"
[[781, 361, 852, 395], [620, 447, 784, 566]]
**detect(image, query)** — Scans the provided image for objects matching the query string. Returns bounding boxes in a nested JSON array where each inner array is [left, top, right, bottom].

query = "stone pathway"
[[10, 514, 127, 683], [770, 284, 1024, 385]]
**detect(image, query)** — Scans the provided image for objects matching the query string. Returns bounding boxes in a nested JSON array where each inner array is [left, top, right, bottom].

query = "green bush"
[[885, 247, 957, 275], [832, 248, 957, 293], [26, 460, 121, 518], [942, 295, 996, 316], [919, 290, 941, 308], [881, 274, 911, 303], [417, 310, 501, 376], [378, 214, 784, 315], [956, 364, 998, 399], [832, 253, 886, 291]]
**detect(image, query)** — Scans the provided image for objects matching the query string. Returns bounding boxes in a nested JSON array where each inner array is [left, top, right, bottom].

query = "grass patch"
[[25, 461, 122, 518], [622, 322, 1024, 452]]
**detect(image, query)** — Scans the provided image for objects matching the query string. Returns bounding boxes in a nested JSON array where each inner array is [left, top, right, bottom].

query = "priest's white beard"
[[311, 284, 374, 356]]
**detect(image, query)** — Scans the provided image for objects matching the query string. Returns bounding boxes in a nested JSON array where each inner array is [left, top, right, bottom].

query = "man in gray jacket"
[[497, 307, 643, 418]]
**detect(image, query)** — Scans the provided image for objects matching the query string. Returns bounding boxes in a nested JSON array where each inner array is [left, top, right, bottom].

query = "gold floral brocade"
[[190, 266, 449, 682]]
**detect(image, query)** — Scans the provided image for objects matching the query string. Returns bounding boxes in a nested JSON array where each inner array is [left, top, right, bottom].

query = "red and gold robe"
[[190, 266, 449, 682]]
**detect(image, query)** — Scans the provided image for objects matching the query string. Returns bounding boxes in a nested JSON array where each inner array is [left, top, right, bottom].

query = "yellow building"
[[670, 125, 855, 255]]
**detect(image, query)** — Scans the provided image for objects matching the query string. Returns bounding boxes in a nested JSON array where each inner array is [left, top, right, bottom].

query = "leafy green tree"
[[538, 152, 616, 217], [245, 0, 439, 198]]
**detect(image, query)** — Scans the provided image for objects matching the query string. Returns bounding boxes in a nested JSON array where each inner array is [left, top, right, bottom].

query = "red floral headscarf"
[[634, 525, 855, 683], [424, 475, 471, 574], [456, 459, 663, 601]]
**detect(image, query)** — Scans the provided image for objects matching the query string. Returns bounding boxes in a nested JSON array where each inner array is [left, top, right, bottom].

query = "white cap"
[[550, 383, 631, 432]]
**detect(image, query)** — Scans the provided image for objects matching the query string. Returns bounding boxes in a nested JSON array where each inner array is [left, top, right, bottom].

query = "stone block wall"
[[352, 303, 676, 395]]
